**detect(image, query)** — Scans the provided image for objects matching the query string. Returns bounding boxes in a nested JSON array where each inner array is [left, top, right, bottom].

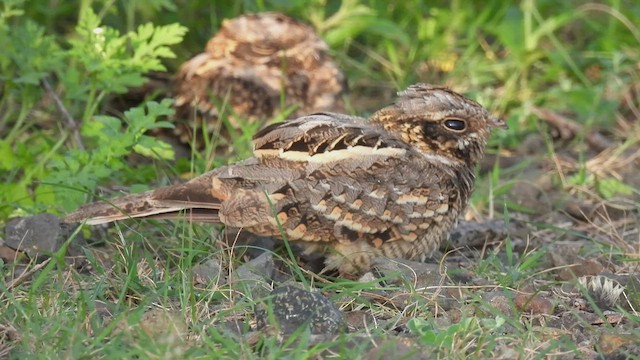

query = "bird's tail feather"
[[64, 181, 222, 225]]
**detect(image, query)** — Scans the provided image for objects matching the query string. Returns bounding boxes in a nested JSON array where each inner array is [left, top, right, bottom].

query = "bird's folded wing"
[[252, 112, 411, 164]]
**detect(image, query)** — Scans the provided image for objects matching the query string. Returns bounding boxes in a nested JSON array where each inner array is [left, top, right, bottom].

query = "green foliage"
[[0, 99, 177, 216], [1, 20, 63, 86], [66, 8, 187, 118], [475, 236, 549, 288], [408, 316, 506, 354], [45, 100, 176, 211], [594, 177, 634, 199], [0, 4, 186, 218]]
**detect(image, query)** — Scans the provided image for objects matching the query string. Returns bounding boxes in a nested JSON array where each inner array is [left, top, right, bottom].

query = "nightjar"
[[66, 84, 506, 274], [172, 12, 345, 148]]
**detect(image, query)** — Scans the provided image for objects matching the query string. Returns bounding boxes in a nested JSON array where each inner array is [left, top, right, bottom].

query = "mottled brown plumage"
[[66, 84, 505, 274], [172, 12, 345, 147]]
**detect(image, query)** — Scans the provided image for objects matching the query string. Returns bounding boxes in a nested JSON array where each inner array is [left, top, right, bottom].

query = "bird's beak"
[[490, 116, 508, 129]]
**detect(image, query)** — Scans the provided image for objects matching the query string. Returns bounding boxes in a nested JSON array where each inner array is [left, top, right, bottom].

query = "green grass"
[[2, 0, 640, 358]]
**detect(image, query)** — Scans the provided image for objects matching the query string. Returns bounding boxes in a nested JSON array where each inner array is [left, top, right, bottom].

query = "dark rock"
[[229, 252, 275, 297], [4, 213, 81, 259], [229, 230, 276, 258], [192, 258, 225, 285], [255, 285, 345, 336]]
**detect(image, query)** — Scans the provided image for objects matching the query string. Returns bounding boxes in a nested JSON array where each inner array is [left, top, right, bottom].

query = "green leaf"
[[324, 16, 408, 47], [65, 8, 187, 97], [1, 20, 63, 86], [133, 135, 174, 160], [0, 140, 18, 170], [40, 99, 176, 211], [527, 12, 575, 52], [596, 177, 634, 199]]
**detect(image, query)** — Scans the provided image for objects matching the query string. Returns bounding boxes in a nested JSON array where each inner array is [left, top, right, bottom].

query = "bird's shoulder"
[[252, 112, 412, 163]]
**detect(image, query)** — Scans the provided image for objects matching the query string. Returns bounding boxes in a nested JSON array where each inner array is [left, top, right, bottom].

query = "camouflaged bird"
[[65, 84, 506, 274], [172, 12, 345, 147]]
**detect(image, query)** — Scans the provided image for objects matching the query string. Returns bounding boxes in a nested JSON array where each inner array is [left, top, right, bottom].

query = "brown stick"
[[530, 106, 612, 152], [41, 77, 85, 150]]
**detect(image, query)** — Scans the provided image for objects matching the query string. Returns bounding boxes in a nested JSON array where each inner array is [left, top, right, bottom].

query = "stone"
[[255, 284, 345, 336], [4, 213, 80, 259], [229, 252, 275, 297], [192, 258, 225, 285]]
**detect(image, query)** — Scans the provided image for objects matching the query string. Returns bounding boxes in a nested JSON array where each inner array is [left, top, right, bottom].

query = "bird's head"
[[370, 84, 506, 167]]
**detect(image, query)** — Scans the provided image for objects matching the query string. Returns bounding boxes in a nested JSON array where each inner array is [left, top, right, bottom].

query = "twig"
[[41, 77, 85, 150], [530, 106, 613, 152], [5, 258, 52, 291]]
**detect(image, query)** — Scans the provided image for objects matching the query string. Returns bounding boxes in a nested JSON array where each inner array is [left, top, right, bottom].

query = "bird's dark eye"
[[443, 118, 466, 131]]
